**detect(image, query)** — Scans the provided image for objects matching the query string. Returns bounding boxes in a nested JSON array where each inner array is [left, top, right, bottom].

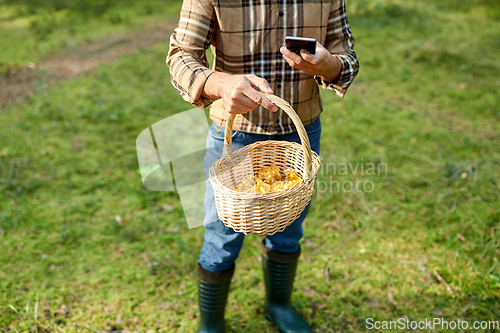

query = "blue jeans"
[[199, 118, 321, 272]]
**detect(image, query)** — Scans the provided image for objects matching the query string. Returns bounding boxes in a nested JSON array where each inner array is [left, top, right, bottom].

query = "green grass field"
[[0, 0, 181, 71], [1, 0, 499, 332]]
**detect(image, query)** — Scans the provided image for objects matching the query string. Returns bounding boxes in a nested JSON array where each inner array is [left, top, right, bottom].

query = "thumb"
[[300, 50, 316, 64]]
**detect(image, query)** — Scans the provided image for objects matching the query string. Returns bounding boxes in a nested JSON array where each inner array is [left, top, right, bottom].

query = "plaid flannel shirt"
[[167, 0, 359, 134]]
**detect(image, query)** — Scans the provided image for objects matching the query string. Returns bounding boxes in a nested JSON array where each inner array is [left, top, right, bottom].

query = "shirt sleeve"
[[314, 0, 359, 97], [166, 0, 217, 108]]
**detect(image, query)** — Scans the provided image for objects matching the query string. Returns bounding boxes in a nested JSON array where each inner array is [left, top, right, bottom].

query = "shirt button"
[[277, 84, 282, 89], [279, 11, 284, 17]]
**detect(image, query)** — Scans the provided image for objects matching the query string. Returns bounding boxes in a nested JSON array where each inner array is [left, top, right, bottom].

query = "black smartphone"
[[285, 36, 317, 55]]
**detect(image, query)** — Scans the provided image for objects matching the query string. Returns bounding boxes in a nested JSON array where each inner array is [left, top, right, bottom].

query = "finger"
[[227, 109, 250, 114], [225, 100, 256, 114], [230, 90, 259, 109], [280, 46, 303, 64], [237, 94, 260, 109], [232, 80, 260, 107], [299, 49, 318, 65], [247, 74, 273, 94], [282, 54, 297, 68], [314, 41, 327, 52], [244, 88, 278, 112]]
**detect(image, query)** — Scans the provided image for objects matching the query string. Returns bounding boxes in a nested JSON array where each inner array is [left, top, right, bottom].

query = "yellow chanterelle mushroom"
[[233, 166, 302, 193]]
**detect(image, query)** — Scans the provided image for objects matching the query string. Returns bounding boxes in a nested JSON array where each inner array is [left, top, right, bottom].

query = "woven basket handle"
[[223, 94, 313, 180]]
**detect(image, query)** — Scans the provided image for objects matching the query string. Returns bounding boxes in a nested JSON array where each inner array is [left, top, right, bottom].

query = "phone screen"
[[285, 36, 317, 55]]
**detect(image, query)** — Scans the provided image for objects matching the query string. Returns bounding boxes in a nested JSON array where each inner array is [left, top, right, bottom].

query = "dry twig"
[[433, 270, 456, 298], [387, 288, 400, 310]]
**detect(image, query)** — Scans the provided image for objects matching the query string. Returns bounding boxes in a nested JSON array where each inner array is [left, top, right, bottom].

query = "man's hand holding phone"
[[281, 37, 341, 83]]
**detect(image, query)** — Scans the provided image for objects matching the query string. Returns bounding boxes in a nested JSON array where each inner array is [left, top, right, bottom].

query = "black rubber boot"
[[261, 241, 312, 333], [196, 262, 234, 333]]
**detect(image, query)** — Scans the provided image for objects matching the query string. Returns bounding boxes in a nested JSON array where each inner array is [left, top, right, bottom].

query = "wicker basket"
[[208, 94, 321, 236]]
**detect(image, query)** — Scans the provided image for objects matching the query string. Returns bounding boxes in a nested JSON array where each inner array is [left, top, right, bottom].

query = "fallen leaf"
[[160, 204, 173, 212]]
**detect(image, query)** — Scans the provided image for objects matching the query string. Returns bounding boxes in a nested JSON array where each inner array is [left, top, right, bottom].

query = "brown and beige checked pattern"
[[167, 0, 359, 135]]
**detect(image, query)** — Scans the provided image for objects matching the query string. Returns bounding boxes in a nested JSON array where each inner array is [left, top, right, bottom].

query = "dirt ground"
[[0, 21, 175, 108]]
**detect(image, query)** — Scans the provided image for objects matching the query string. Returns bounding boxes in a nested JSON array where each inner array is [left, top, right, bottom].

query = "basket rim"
[[208, 140, 321, 199]]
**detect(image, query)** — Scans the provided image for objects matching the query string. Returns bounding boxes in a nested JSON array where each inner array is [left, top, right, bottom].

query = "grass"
[[0, 0, 181, 71], [1, 0, 499, 332]]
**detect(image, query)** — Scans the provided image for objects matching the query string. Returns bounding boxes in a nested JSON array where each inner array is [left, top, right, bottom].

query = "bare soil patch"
[[0, 21, 175, 108]]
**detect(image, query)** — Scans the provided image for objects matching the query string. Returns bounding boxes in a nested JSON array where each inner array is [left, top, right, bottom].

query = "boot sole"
[[265, 310, 312, 333], [265, 312, 286, 333]]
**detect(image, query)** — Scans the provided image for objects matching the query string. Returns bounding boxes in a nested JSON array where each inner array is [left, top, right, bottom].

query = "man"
[[167, 0, 358, 332]]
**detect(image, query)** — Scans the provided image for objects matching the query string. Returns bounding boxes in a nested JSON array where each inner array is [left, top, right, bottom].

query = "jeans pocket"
[[209, 123, 240, 142]]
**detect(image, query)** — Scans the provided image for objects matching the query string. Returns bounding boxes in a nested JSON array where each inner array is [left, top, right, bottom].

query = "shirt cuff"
[[314, 54, 356, 98], [178, 68, 217, 109]]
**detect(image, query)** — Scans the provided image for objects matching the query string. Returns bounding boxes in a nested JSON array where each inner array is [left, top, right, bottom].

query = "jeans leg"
[[199, 123, 269, 272], [264, 118, 321, 253]]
